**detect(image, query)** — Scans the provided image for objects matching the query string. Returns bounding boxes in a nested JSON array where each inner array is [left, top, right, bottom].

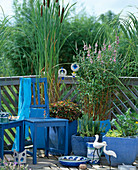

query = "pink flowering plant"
[[74, 36, 126, 120]]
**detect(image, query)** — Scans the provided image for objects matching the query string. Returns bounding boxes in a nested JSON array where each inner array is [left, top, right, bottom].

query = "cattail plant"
[[47, 0, 50, 8], [60, 7, 64, 23], [43, 0, 45, 6], [13, 0, 75, 102], [41, 5, 43, 16], [58, 5, 60, 16]]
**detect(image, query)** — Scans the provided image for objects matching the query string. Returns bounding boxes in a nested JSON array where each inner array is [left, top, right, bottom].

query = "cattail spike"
[[58, 5, 60, 16], [43, 0, 45, 6], [60, 7, 64, 23], [56, 0, 58, 2], [47, 0, 50, 8], [41, 5, 43, 16]]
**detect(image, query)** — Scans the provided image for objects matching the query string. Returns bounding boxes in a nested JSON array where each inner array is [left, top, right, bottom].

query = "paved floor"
[[3, 150, 138, 170]]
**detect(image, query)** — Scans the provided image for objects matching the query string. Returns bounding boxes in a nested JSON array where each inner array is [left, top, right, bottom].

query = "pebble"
[[79, 164, 87, 169]]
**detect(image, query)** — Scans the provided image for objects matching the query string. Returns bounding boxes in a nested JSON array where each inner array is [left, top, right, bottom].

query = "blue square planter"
[[103, 136, 138, 166]]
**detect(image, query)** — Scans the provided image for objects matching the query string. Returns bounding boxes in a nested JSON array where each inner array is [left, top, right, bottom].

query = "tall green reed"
[[12, 0, 75, 102], [0, 7, 15, 76]]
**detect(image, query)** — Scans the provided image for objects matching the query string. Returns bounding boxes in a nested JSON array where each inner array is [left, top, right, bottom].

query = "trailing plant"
[[77, 114, 106, 137], [106, 108, 138, 137], [50, 100, 82, 122]]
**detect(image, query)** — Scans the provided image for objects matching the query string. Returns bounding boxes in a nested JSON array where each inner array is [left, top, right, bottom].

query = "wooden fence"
[[0, 76, 137, 149]]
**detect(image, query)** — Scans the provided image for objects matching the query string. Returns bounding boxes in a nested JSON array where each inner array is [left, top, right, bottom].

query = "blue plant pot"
[[103, 136, 138, 166], [71, 119, 111, 157], [71, 135, 95, 156], [49, 120, 77, 154], [100, 119, 111, 136]]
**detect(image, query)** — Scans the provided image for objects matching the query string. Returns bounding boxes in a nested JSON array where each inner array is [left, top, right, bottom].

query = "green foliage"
[[107, 108, 138, 137], [77, 114, 105, 137], [0, 9, 15, 76], [49, 100, 82, 122], [119, 12, 138, 76], [60, 14, 101, 73]]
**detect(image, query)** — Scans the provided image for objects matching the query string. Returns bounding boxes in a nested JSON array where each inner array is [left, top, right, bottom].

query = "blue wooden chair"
[[23, 77, 68, 164]]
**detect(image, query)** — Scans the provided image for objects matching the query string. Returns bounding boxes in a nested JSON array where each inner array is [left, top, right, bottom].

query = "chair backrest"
[[29, 77, 50, 118]]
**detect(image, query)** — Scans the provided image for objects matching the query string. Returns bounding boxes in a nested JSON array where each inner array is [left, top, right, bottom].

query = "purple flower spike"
[[95, 42, 98, 47], [108, 44, 111, 49], [98, 50, 101, 54], [90, 58, 93, 64], [83, 44, 87, 50], [113, 57, 116, 62]]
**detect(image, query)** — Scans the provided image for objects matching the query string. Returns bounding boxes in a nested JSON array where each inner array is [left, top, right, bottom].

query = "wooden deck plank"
[[2, 150, 138, 170]]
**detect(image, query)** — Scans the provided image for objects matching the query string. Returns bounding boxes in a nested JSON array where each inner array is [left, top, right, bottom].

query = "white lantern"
[[58, 67, 67, 80]]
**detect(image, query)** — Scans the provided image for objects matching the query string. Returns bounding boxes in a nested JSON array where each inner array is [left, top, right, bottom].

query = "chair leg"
[[44, 127, 49, 157], [0, 127, 4, 161], [32, 125, 37, 164], [19, 122, 24, 152]]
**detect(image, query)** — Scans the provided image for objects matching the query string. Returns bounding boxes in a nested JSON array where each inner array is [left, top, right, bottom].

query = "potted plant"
[[103, 108, 138, 166], [50, 100, 82, 122], [49, 100, 82, 154], [71, 114, 106, 156]]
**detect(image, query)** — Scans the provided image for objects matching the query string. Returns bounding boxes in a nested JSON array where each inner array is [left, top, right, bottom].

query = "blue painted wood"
[[22, 77, 69, 164], [30, 78, 49, 118], [0, 120, 24, 161], [25, 118, 68, 164], [49, 120, 77, 154]]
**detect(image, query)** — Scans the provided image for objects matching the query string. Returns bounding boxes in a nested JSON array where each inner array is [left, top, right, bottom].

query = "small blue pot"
[[103, 136, 138, 166], [71, 135, 95, 156], [71, 119, 111, 156]]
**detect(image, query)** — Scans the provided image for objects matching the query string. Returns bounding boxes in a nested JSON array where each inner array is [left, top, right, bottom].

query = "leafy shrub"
[[106, 108, 138, 137], [50, 100, 82, 122]]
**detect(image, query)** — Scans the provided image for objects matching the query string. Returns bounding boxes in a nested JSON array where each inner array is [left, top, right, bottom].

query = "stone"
[[79, 164, 87, 169]]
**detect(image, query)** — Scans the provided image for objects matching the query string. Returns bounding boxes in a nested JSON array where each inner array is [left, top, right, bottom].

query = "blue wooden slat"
[[44, 79, 49, 117], [32, 83, 36, 105], [36, 81, 41, 106]]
